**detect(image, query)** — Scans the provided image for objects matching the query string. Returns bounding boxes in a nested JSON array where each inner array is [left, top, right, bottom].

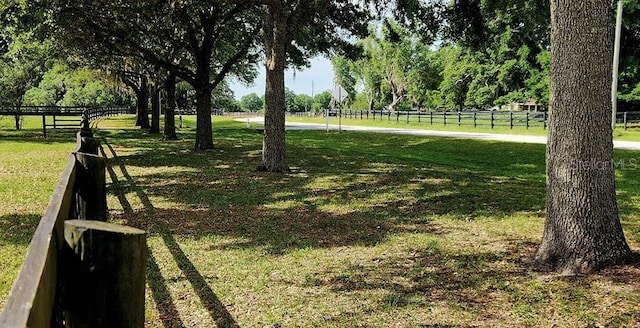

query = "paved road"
[[235, 117, 640, 151]]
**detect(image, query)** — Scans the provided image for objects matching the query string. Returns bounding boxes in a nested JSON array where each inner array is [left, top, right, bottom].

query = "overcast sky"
[[228, 56, 335, 100]]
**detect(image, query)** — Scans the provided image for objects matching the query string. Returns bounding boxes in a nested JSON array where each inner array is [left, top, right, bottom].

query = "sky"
[[228, 56, 335, 100]]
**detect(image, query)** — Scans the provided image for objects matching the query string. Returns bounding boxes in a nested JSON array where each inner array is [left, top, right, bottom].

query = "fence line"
[[275, 109, 639, 131], [0, 124, 146, 328], [0, 106, 130, 136]]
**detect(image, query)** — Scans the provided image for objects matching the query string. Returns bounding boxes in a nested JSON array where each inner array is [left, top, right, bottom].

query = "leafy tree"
[[252, 0, 371, 172], [22, 63, 130, 107], [239, 93, 264, 112], [45, 0, 261, 150], [313, 91, 332, 111], [436, 46, 477, 110], [524, 50, 550, 108], [406, 43, 442, 110], [331, 55, 359, 101], [0, 33, 52, 107], [284, 87, 297, 112], [294, 93, 314, 112], [617, 0, 640, 110], [0, 31, 53, 129], [534, 0, 632, 274], [211, 82, 240, 113]]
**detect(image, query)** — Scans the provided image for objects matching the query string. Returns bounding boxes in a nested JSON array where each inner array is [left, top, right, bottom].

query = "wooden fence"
[[0, 123, 146, 328], [0, 106, 130, 136], [275, 109, 640, 131]]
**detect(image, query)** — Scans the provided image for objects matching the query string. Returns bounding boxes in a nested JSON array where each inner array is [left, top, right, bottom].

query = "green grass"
[[1, 115, 639, 326], [0, 122, 76, 306], [101, 116, 639, 327]]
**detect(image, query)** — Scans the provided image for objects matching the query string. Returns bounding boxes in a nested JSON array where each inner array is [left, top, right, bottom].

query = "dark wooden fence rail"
[[83, 107, 131, 122], [0, 123, 146, 328], [0, 106, 130, 137], [271, 109, 640, 131]]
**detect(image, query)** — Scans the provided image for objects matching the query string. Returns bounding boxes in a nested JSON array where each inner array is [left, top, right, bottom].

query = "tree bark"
[[259, 4, 289, 173], [534, 0, 632, 274], [14, 115, 21, 130], [150, 84, 161, 134], [135, 77, 150, 129], [163, 72, 178, 141], [194, 82, 214, 151]]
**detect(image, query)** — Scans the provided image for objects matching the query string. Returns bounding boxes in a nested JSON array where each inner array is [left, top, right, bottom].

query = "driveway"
[[235, 117, 640, 151]]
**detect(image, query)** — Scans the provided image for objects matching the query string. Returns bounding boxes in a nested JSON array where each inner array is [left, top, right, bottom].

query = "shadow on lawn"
[[0, 214, 41, 246], [306, 240, 540, 320], [99, 126, 548, 253], [0, 132, 79, 145], [98, 125, 640, 325], [102, 141, 239, 328]]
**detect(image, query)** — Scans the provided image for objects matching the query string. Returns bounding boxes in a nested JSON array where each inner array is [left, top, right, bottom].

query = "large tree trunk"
[[135, 77, 150, 129], [194, 82, 214, 151], [534, 0, 632, 274], [163, 73, 178, 141], [259, 4, 289, 173], [150, 84, 161, 134]]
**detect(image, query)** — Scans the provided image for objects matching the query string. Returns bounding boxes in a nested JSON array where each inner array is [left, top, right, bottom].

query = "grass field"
[[2, 115, 639, 326], [0, 118, 76, 307]]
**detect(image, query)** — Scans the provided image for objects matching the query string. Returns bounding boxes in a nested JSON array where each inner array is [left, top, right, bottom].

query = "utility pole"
[[612, 0, 623, 130]]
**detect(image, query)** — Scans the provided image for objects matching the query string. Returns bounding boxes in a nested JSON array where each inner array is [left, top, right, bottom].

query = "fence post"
[[491, 111, 495, 129], [443, 111, 447, 126], [430, 111, 433, 125], [407, 111, 410, 124], [526, 112, 530, 129], [543, 112, 547, 129], [473, 112, 477, 128], [457, 111, 461, 126], [62, 220, 146, 328], [418, 111, 421, 124], [42, 115, 47, 138], [624, 112, 628, 130], [510, 112, 514, 129], [396, 111, 400, 123]]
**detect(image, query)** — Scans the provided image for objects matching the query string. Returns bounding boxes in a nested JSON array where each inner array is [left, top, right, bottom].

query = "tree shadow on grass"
[[102, 142, 239, 328], [0, 214, 41, 246], [98, 126, 548, 254], [96, 124, 640, 325]]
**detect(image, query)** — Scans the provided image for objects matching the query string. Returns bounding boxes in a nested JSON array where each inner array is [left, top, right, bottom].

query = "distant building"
[[500, 99, 544, 111]]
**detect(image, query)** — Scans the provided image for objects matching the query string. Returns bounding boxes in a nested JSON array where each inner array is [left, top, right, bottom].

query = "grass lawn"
[[101, 116, 639, 327], [2, 114, 639, 326], [0, 118, 76, 307]]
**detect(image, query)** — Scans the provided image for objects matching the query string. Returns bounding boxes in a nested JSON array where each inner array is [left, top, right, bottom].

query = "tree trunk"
[[534, 0, 632, 274], [14, 115, 21, 130], [135, 77, 150, 129], [150, 84, 160, 134], [194, 83, 214, 151], [259, 4, 289, 173], [163, 73, 178, 141]]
